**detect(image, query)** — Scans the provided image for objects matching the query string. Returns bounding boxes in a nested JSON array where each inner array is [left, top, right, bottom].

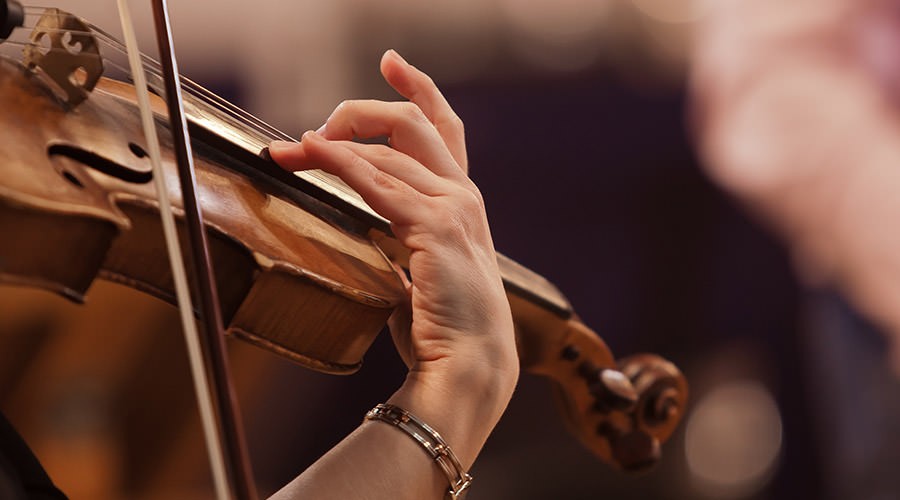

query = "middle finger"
[[319, 99, 464, 179], [333, 141, 453, 197]]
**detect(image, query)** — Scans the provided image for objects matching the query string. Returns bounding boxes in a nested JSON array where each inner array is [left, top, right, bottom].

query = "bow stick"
[[116, 1, 256, 498]]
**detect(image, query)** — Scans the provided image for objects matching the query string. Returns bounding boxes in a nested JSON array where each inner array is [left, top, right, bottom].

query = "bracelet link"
[[365, 403, 472, 499]]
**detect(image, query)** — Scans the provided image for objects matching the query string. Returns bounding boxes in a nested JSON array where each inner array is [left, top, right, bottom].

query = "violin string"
[[6, 18, 367, 207], [87, 21, 293, 142], [76, 25, 367, 204], [9, 18, 292, 144], [17, 6, 294, 142], [90, 27, 293, 144], [1, 40, 135, 78], [4, 38, 363, 206]]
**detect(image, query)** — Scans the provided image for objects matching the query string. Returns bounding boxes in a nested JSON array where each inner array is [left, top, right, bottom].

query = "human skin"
[[266, 49, 520, 499]]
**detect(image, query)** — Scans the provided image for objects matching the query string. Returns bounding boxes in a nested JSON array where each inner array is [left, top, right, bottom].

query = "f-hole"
[[48, 143, 153, 184]]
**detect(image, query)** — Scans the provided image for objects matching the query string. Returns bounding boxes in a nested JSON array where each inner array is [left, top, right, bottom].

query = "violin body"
[[0, 56, 406, 374], [0, 5, 687, 473]]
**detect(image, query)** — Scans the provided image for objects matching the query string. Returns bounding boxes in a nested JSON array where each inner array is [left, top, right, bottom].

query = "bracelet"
[[365, 403, 473, 500]]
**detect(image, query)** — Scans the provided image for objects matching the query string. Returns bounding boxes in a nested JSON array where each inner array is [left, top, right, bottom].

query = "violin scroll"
[[514, 302, 687, 472], [599, 354, 688, 472], [619, 354, 688, 444]]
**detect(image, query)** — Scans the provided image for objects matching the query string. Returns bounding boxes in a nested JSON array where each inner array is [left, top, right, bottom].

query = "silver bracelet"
[[365, 403, 473, 499]]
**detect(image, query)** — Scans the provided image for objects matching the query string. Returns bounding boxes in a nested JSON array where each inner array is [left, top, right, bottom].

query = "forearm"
[[270, 358, 518, 500]]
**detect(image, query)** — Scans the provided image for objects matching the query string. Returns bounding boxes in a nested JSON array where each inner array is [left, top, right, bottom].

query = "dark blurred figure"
[[692, 0, 900, 498]]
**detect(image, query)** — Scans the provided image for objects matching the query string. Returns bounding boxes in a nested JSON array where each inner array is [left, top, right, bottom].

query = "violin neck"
[[170, 86, 576, 324], [153, 74, 387, 230], [496, 253, 571, 318], [370, 234, 573, 329]]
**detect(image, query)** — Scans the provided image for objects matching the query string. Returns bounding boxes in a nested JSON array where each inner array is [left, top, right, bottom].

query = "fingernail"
[[387, 48, 409, 65], [268, 140, 294, 154], [302, 130, 322, 141], [315, 123, 327, 135]]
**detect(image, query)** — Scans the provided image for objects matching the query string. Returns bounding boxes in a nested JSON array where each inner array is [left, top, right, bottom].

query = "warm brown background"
[[2, 1, 898, 499]]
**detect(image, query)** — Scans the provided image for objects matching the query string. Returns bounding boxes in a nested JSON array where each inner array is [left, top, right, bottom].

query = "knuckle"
[[364, 162, 406, 197], [419, 72, 436, 90], [334, 99, 368, 117], [327, 100, 352, 126], [399, 101, 429, 125], [371, 168, 396, 189], [456, 179, 484, 204], [443, 212, 474, 242], [367, 143, 394, 162], [449, 114, 465, 134], [334, 100, 351, 115], [457, 185, 485, 212], [435, 187, 486, 240], [347, 151, 370, 172]]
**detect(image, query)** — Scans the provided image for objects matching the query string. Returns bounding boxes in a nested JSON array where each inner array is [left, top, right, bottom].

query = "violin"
[[0, 2, 687, 497]]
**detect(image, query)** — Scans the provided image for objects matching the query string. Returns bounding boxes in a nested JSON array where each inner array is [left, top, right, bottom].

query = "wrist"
[[387, 347, 518, 470]]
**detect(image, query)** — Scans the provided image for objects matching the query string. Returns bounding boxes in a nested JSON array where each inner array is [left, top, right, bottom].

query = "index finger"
[[380, 50, 468, 174]]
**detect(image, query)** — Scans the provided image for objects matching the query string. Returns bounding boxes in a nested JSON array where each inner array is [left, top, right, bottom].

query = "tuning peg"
[[577, 361, 601, 381], [560, 344, 580, 361], [610, 430, 661, 473], [595, 421, 661, 472], [590, 369, 638, 412], [574, 361, 638, 412]]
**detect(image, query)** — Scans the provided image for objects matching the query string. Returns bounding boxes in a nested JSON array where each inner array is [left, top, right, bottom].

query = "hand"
[[268, 50, 519, 462]]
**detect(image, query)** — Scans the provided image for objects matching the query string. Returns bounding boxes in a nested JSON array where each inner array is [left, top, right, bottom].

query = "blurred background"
[[2, 0, 900, 499]]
